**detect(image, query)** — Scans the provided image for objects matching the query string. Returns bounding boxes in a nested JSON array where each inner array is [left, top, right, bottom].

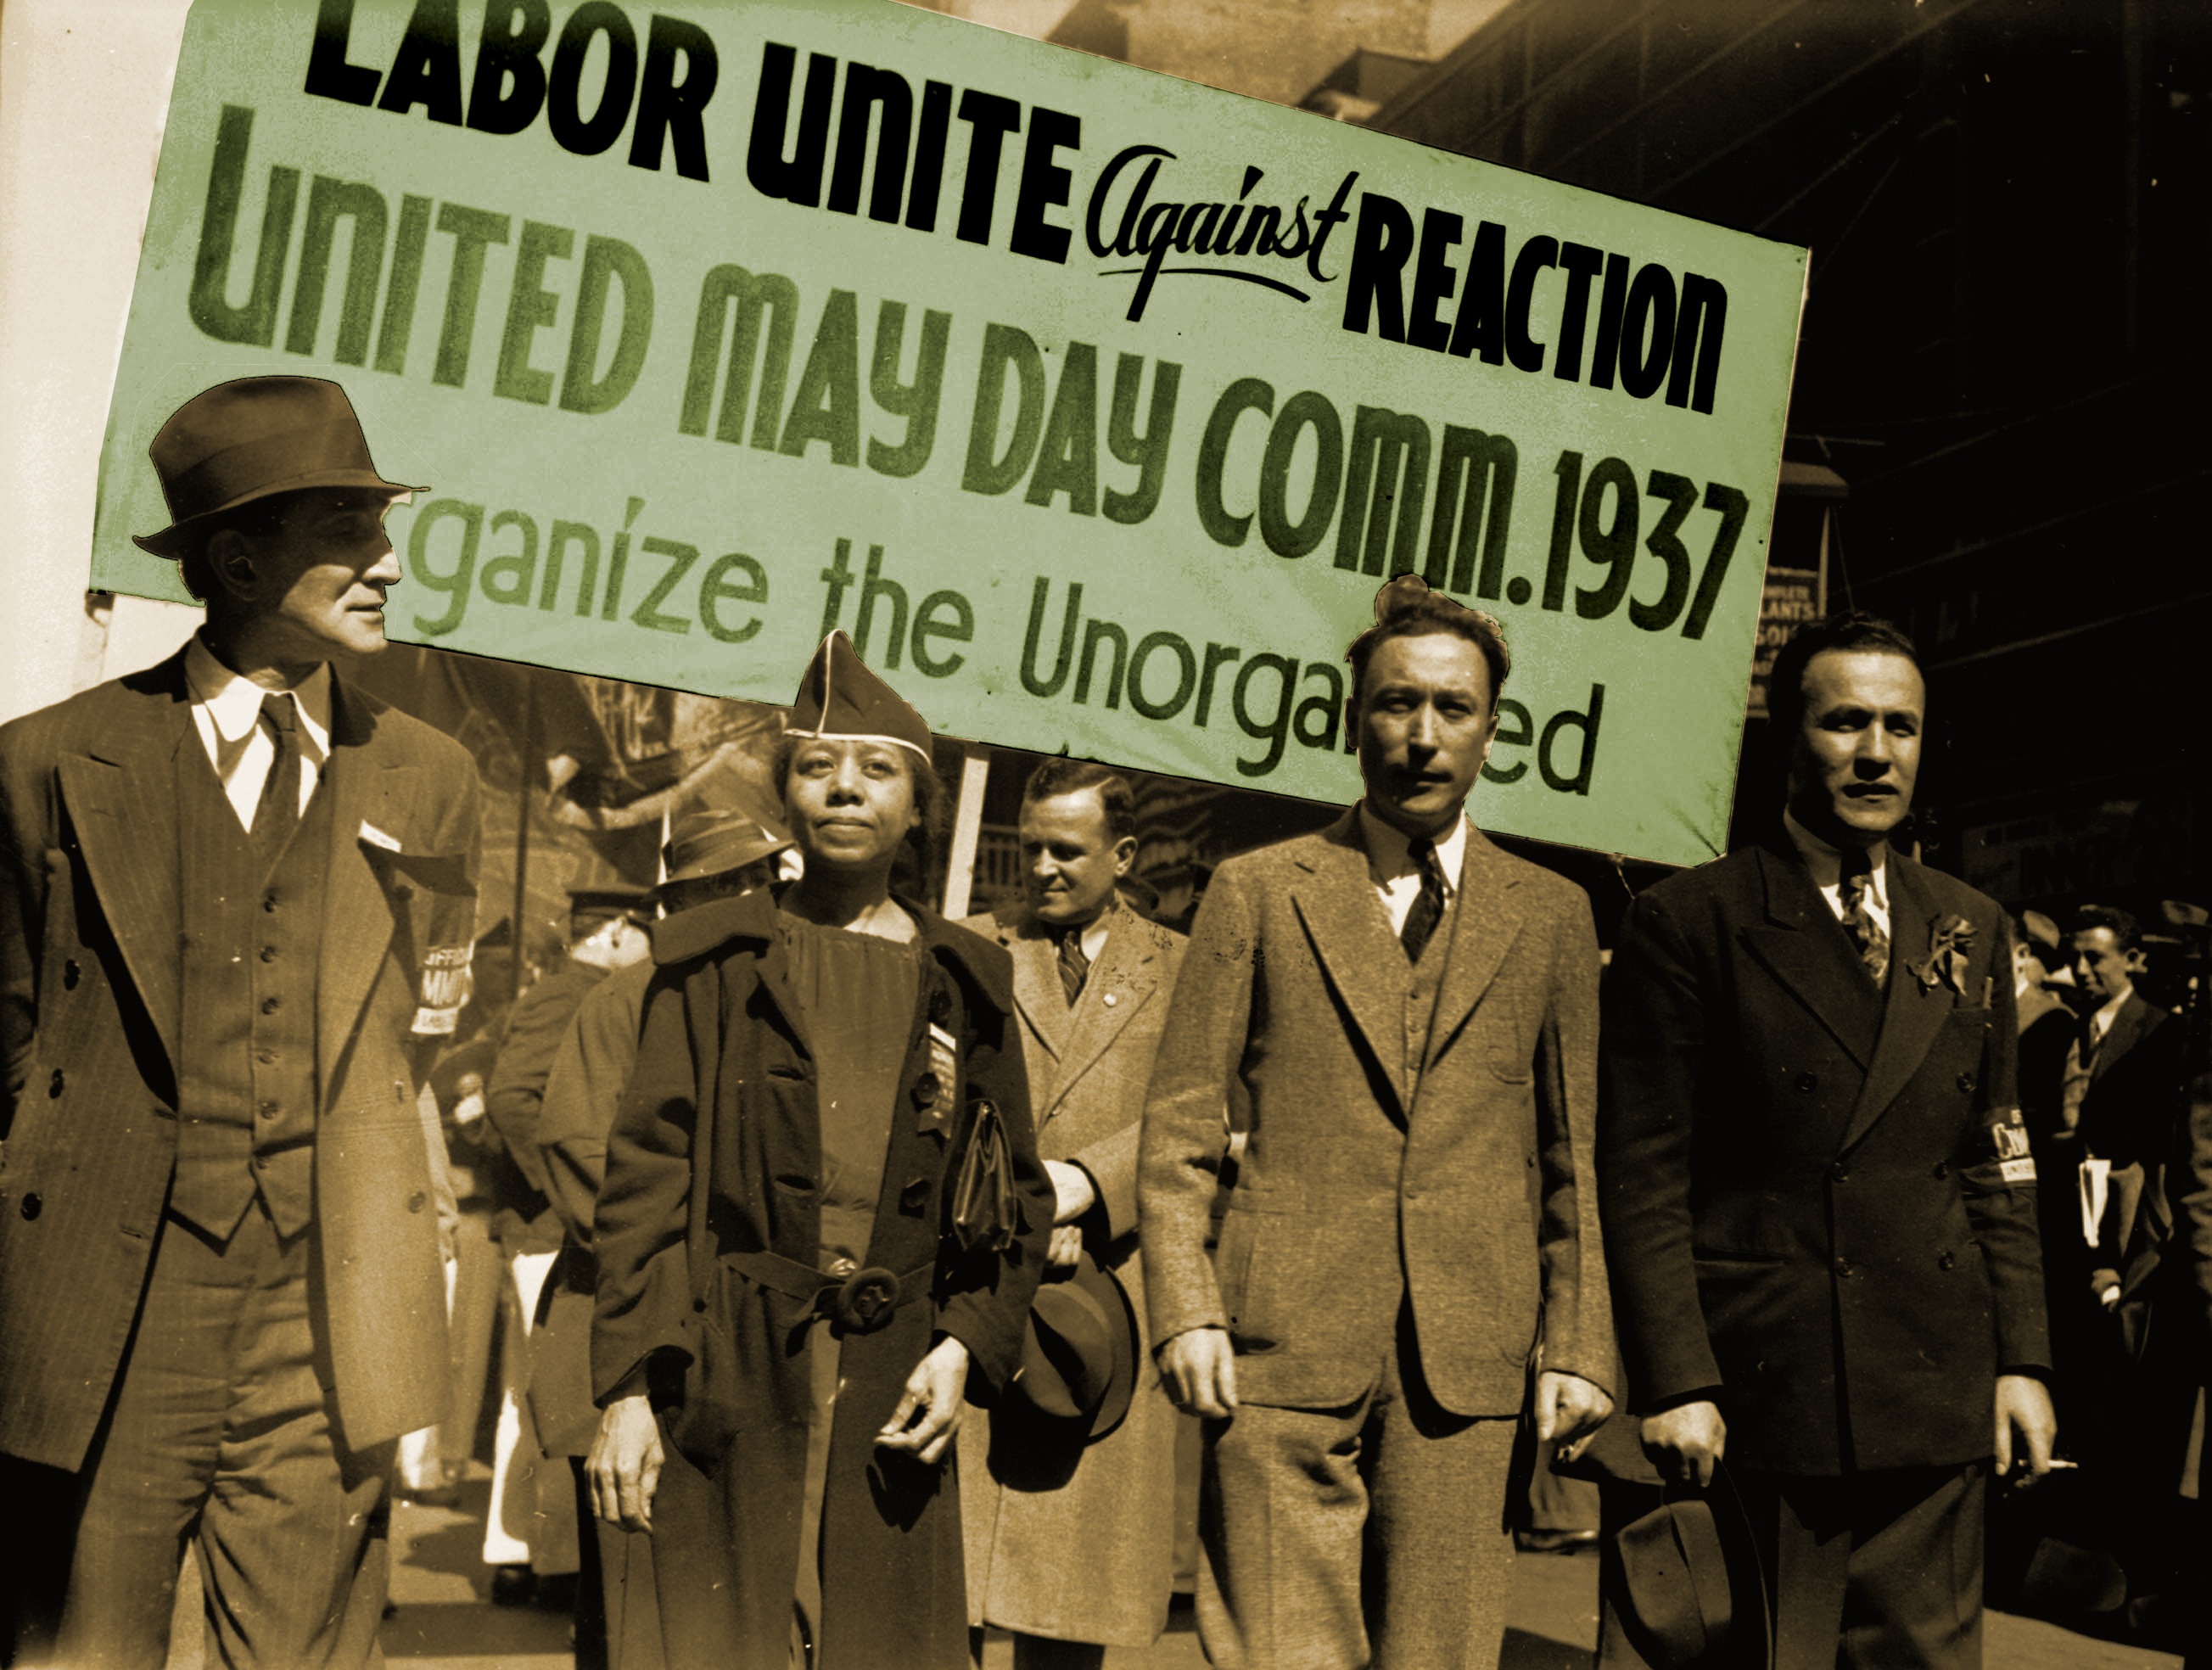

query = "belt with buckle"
[[720, 1247, 934, 1336]]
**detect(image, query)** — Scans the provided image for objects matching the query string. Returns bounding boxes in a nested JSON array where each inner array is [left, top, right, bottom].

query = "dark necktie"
[[1400, 837, 1447, 964], [1056, 923, 1091, 1006], [1837, 847, 1889, 987], [253, 692, 302, 868]]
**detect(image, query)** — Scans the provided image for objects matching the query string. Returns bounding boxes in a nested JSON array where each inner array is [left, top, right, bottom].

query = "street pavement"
[[153, 1472, 2185, 1668]]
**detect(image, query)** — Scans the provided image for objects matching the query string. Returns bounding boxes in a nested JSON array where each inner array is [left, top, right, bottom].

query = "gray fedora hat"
[[133, 377, 423, 558]]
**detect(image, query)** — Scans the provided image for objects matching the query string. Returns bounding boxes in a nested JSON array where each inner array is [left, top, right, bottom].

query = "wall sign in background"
[[96, 0, 1806, 866]]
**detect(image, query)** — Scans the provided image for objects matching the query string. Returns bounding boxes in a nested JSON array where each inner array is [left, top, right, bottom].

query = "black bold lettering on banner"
[[631, 14, 715, 178], [829, 63, 912, 223], [748, 42, 834, 207], [305, 0, 381, 106], [1667, 274, 1728, 414], [548, 3, 637, 158], [1341, 190, 1413, 340], [1588, 252, 1630, 390], [1551, 242, 1604, 382], [904, 81, 953, 232], [1504, 234, 1557, 374], [1010, 108, 1079, 263], [1407, 209, 1462, 352], [376, 0, 466, 126], [1539, 685, 1605, 795], [954, 90, 1020, 245], [1444, 220, 1504, 363], [467, 0, 551, 135], [1618, 263, 1676, 400], [191, 106, 297, 349]]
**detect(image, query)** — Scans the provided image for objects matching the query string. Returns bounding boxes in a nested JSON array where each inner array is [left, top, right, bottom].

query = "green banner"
[[95, 0, 1806, 866]]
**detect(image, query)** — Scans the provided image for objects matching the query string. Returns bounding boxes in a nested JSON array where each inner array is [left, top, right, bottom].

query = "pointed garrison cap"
[[134, 377, 423, 558], [787, 631, 932, 765]]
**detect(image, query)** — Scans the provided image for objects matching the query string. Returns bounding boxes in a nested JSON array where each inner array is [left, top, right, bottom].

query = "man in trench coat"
[[1140, 576, 1614, 1670], [961, 757, 1190, 1667], [0, 376, 480, 1667]]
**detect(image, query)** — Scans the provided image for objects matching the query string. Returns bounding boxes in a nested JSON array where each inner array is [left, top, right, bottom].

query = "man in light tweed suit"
[[1140, 576, 1614, 1669]]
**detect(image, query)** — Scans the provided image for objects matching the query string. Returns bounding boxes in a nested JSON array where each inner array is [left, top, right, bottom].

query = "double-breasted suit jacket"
[[0, 649, 482, 1470], [960, 899, 1190, 1648], [1599, 833, 2047, 1476], [1141, 811, 1610, 1417]]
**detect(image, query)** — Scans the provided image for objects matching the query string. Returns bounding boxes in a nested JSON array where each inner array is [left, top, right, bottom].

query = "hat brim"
[[133, 469, 426, 558], [1013, 1252, 1138, 1443], [664, 834, 794, 886]]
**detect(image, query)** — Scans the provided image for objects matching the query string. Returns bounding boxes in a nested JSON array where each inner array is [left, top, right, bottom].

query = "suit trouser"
[[11, 1200, 395, 1670], [482, 1248, 577, 1573], [1596, 1464, 1985, 1670], [1196, 1312, 1519, 1670]]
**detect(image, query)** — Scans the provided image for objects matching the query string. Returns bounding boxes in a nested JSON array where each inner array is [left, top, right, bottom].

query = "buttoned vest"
[[1400, 893, 1454, 1099], [168, 738, 328, 1240]]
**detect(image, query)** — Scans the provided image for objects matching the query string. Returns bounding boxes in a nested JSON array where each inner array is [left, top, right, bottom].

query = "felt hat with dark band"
[[1007, 1249, 1138, 1443], [662, 801, 794, 885], [787, 630, 932, 765], [133, 377, 424, 558], [1613, 1466, 1772, 1669]]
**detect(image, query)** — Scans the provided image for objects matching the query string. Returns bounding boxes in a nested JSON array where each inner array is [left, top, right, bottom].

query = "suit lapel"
[[1051, 909, 1158, 1112], [1425, 821, 1523, 1066], [55, 659, 195, 1075], [315, 679, 404, 1104], [1737, 843, 1882, 1069], [1290, 814, 1410, 1116], [1840, 854, 1954, 1153], [1008, 925, 1072, 1067], [2090, 995, 2152, 1084]]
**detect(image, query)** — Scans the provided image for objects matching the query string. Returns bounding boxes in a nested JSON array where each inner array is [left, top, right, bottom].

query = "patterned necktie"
[[1056, 923, 1090, 1006], [1400, 837, 1447, 964], [1837, 847, 1889, 986], [253, 692, 302, 867]]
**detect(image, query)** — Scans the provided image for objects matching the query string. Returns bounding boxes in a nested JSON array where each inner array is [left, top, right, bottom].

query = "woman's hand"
[[875, 1335, 971, 1464], [587, 1393, 664, 1533]]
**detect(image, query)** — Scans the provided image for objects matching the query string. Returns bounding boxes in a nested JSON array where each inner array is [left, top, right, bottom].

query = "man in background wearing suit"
[[1600, 611, 2054, 1667], [0, 377, 481, 1667], [1140, 575, 1613, 1670], [961, 759, 1190, 1669]]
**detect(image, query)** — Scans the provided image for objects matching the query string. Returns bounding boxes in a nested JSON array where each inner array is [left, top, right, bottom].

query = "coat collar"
[[988, 900, 1167, 1118], [1739, 832, 1885, 1069], [55, 653, 414, 1097], [653, 885, 1016, 1022]]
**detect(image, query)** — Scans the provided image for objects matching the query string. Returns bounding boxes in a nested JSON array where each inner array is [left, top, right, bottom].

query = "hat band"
[[161, 419, 391, 523], [785, 727, 932, 765]]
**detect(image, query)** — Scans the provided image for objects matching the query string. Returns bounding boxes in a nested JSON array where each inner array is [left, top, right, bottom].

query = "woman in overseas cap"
[[588, 632, 1052, 1667]]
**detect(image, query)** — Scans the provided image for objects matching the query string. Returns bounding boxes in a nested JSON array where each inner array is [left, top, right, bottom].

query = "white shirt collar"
[[1358, 803, 1468, 896], [184, 633, 333, 760], [1783, 808, 1887, 907]]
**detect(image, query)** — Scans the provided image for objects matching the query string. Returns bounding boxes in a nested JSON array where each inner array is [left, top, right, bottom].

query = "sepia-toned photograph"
[[0, 3, 2204, 1667]]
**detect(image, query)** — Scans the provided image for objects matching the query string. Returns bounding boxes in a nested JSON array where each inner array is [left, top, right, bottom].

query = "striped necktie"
[[1056, 923, 1090, 1006], [1400, 838, 1447, 963]]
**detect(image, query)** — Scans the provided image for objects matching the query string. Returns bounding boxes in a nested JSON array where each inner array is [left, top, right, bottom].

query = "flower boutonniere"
[[1908, 913, 1976, 996]]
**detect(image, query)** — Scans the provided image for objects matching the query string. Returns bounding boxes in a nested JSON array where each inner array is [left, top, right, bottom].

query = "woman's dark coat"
[[591, 888, 1053, 1669]]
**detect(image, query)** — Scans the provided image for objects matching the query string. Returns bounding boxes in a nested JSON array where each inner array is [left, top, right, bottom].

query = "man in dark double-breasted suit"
[[0, 378, 481, 1667], [1600, 613, 2054, 1668], [1141, 577, 1613, 1670]]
